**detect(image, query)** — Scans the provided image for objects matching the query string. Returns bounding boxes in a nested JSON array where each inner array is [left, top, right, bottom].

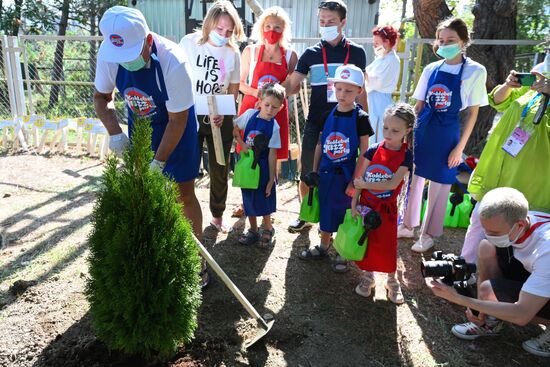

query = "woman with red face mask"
[[232, 6, 298, 218]]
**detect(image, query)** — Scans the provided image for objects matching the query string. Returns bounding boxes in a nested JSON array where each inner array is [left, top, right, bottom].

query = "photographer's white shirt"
[[513, 211, 550, 298]]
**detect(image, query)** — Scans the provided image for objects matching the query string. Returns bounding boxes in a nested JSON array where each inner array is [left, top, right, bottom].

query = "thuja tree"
[[86, 117, 202, 357]]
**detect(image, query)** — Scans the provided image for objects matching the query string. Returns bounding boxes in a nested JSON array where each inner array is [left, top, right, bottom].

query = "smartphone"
[[515, 72, 536, 87]]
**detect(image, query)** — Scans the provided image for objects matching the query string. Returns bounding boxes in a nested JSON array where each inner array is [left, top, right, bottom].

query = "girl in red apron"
[[352, 103, 416, 304]]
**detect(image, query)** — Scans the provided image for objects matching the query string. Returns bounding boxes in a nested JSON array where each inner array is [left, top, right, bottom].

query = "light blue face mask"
[[436, 43, 462, 60], [121, 55, 146, 72], [209, 30, 229, 47]]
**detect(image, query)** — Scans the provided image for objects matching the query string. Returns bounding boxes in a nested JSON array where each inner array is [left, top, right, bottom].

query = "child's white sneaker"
[[411, 235, 434, 253], [397, 224, 415, 238], [355, 274, 375, 298]]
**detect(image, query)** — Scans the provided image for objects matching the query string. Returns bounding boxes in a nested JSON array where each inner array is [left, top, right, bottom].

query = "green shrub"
[[86, 117, 202, 358]]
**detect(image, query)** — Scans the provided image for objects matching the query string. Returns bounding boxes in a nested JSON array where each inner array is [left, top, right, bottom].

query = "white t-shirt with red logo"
[[413, 57, 488, 111], [94, 33, 194, 114], [179, 33, 240, 96], [513, 211, 550, 298]]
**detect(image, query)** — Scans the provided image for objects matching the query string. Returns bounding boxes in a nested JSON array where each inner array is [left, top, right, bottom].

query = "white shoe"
[[451, 320, 503, 340], [523, 329, 550, 358], [355, 275, 375, 298], [411, 235, 434, 253], [397, 224, 415, 238]]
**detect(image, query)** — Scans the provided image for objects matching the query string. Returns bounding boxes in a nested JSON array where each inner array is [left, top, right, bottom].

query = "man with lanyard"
[[283, 0, 367, 233], [93, 7, 206, 283], [427, 187, 550, 358]]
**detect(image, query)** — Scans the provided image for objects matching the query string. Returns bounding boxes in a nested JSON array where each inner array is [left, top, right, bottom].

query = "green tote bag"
[[232, 151, 260, 189]]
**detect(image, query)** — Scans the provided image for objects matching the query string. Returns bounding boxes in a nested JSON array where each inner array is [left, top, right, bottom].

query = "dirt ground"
[[0, 151, 547, 367]]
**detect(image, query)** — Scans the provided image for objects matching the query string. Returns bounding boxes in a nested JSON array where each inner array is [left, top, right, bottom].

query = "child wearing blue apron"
[[116, 42, 199, 183], [298, 64, 372, 273], [399, 18, 487, 253], [233, 84, 284, 248]]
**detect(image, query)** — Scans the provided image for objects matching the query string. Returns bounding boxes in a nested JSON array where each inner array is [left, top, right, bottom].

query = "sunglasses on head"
[[375, 27, 388, 38], [318, 1, 342, 10]]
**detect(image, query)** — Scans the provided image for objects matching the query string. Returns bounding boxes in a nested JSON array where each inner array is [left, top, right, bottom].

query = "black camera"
[[421, 251, 476, 287]]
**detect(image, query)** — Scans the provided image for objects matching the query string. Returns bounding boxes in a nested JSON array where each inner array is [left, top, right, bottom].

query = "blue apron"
[[115, 42, 199, 183], [414, 58, 465, 184], [318, 106, 360, 232], [241, 111, 276, 216]]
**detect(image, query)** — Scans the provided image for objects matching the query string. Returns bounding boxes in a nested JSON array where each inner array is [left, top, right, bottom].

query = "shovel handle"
[[358, 230, 368, 246], [307, 187, 314, 206], [192, 234, 270, 330]]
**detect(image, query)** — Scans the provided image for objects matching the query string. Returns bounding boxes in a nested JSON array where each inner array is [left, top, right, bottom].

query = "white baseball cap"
[[328, 64, 365, 87], [98, 6, 150, 63]]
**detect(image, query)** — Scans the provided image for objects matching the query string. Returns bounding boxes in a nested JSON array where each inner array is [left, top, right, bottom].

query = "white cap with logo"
[[98, 6, 150, 63], [327, 64, 365, 87]]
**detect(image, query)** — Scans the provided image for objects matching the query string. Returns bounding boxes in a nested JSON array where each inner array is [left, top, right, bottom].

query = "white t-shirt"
[[179, 33, 240, 95], [94, 33, 194, 114], [234, 108, 281, 149], [365, 50, 400, 94], [512, 211, 550, 298], [413, 57, 488, 111]]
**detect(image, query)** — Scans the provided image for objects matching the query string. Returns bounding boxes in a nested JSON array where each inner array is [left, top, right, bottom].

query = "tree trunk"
[[412, 0, 451, 38], [465, 0, 517, 154], [11, 0, 24, 36], [48, 0, 70, 110], [89, 0, 97, 84]]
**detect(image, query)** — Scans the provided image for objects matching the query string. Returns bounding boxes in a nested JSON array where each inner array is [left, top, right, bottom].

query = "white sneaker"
[[451, 321, 503, 340], [355, 275, 375, 298], [523, 329, 550, 358], [411, 235, 434, 253], [397, 224, 415, 238]]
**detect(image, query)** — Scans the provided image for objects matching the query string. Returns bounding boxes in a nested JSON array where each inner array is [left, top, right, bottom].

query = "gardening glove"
[[149, 159, 166, 173], [303, 171, 320, 187], [109, 132, 129, 157]]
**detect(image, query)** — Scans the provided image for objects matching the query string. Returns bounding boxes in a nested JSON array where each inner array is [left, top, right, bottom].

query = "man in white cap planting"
[[93, 6, 206, 285], [298, 64, 373, 273]]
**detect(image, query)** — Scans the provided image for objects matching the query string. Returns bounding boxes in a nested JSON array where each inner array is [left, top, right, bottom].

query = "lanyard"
[[515, 215, 550, 244], [519, 93, 542, 124], [322, 40, 350, 77]]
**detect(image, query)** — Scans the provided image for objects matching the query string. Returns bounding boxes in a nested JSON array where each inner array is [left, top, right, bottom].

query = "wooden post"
[[292, 95, 302, 173], [207, 95, 226, 166]]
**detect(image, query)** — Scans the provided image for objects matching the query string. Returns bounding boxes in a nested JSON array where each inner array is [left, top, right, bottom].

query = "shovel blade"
[[244, 319, 275, 349]]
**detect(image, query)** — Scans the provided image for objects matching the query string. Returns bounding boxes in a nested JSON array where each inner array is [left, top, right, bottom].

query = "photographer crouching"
[[426, 187, 550, 358]]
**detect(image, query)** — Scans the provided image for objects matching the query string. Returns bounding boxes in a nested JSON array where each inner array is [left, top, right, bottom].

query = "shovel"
[[192, 234, 274, 349], [251, 134, 269, 170]]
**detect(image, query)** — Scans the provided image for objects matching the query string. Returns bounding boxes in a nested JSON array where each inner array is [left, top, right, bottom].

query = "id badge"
[[501, 127, 531, 157], [326, 81, 337, 103]]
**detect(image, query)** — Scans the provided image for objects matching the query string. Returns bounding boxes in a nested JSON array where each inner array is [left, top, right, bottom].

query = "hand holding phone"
[[515, 72, 536, 87]]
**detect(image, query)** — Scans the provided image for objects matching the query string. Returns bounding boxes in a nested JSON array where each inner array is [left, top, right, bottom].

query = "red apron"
[[238, 45, 290, 160], [356, 142, 407, 273]]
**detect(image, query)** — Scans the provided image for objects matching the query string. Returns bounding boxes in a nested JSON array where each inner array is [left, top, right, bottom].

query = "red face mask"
[[263, 30, 283, 44]]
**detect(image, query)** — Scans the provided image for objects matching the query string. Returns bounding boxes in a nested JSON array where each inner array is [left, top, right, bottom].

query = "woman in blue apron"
[[399, 17, 487, 253]]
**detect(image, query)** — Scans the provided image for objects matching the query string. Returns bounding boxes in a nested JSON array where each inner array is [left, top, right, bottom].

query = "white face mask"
[[208, 30, 229, 47], [319, 26, 339, 42], [486, 223, 522, 248], [374, 45, 385, 58]]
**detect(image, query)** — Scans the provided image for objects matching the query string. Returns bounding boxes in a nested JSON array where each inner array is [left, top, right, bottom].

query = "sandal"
[[199, 261, 210, 289], [238, 230, 260, 246], [385, 277, 405, 304], [298, 245, 328, 260], [257, 228, 276, 248], [331, 255, 349, 273]]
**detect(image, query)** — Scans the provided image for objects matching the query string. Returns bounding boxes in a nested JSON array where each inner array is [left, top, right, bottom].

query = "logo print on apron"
[[323, 132, 350, 161]]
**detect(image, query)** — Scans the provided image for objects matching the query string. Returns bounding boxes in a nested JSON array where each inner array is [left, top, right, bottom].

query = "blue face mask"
[[436, 43, 462, 60], [209, 30, 229, 47], [121, 55, 146, 71]]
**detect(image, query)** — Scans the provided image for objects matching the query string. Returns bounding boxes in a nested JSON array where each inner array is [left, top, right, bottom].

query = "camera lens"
[[421, 260, 453, 278]]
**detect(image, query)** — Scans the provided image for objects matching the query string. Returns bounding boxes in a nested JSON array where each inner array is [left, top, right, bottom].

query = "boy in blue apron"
[[94, 6, 206, 285], [233, 84, 284, 248], [298, 64, 373, 272]]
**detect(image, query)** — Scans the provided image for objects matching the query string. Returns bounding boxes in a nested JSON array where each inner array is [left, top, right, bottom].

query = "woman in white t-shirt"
[[365, 25, 401, 143], [398, 17, 488, 253], [179, 0, 245, 233]]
